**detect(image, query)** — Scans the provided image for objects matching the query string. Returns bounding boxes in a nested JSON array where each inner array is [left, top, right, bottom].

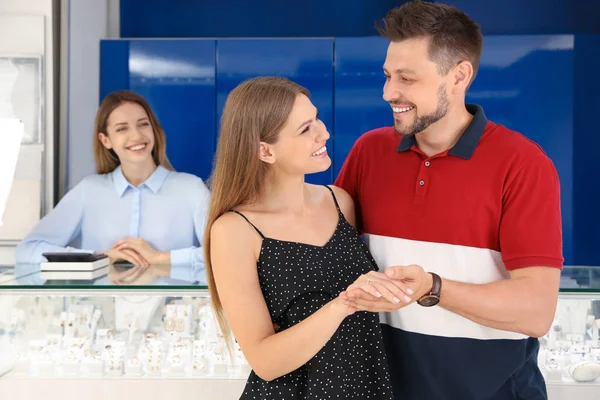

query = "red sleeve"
[[334, 142, 364, 234], [500, 156, 564, 270]]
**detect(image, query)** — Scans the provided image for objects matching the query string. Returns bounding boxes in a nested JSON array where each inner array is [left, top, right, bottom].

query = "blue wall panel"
[[467, 35, 575, 264], [573, 35, 600, 266], [333, 37, 390, 178], [99, 40, 130, 99], [121, 0, 406, 38], [216, 39, 335, 185], [441, 0, 599, 35], [99, 40, 216, 181], [120, 0, 600, 38]]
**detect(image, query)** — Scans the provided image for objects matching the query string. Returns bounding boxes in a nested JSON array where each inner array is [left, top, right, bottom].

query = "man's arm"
[[347, 264, 560, 338], [451, 154, 563, 337], [438, 266, 560, 337]]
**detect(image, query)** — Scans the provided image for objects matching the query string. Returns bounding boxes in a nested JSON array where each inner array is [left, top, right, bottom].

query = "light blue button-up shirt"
[[15, 166, 209, 283]]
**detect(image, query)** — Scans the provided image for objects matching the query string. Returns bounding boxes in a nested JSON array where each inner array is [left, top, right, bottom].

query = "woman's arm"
[[15, 180, 89, 264], [211, 212, 355, 382], [169, 177, 211, 268]]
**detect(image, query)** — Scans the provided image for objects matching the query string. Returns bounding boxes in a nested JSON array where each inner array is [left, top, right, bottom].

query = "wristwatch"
[[417, 272, 442, 307]]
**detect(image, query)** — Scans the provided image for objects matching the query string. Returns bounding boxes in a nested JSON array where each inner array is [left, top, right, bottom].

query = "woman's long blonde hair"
[[93, 90, 174, 174], [204, 77, 309, 347]]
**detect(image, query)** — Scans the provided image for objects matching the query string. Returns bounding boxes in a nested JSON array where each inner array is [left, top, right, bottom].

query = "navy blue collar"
[[397, 104, 487, 160]]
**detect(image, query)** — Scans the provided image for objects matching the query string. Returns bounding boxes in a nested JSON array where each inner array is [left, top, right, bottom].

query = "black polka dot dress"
[[231, 186, 393, 400]]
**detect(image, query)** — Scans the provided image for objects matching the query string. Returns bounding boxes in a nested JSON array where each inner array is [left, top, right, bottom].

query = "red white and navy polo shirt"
[[335, 104, 563, 400]]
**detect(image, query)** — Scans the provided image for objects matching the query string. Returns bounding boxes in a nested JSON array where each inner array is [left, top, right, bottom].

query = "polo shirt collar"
[[396, 104, 487, 160]]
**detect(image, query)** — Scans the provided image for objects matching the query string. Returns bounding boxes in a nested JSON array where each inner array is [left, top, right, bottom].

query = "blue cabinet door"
[[100, 40, 217, 182], [216, 39, 334, 185], [333, 37, 391, 179]]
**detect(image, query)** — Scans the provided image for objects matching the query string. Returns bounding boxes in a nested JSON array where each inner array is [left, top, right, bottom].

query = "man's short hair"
[[377, 0, 483, 84]]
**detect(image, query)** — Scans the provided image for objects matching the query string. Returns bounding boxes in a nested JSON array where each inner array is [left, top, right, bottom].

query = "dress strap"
[[322, 185, 342, 213], [229, 210, 265, 239]]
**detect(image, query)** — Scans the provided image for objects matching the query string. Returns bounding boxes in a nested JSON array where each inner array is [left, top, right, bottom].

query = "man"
[[335, 1, 563, 399]]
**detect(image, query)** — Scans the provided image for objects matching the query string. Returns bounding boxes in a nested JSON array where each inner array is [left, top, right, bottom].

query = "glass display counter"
[[0, 263, 246, 399], [540, 267, 600, 400], [0, 264, 598, 400]]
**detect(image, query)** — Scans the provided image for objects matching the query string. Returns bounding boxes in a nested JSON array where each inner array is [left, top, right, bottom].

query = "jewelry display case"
[[539, 267, 600, 400], [0, 264, 598, 400], [0, 263, 246, 400]]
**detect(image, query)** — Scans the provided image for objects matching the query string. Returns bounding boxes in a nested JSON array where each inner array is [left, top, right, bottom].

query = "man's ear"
[[259, 142, 275, 164], [451, 60, 474, 94]]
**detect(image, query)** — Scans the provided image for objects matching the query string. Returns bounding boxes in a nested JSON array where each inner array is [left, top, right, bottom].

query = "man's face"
[[383, 37, 450, 137]]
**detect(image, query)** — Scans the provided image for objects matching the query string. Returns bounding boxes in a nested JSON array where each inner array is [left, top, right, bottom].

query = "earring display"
[[63, 349, 81, 377], [125, 355, 142, 376], [0, 294, 253, 380], [191, 340, 207, 376], [167, 353, 185, 376], [82, 351, 104, 377], [164, 304, 193, 337], [538, 297, 600, 385]]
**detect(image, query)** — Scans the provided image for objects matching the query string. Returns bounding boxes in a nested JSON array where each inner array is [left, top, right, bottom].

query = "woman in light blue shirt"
[[15, 90, 209, 280]]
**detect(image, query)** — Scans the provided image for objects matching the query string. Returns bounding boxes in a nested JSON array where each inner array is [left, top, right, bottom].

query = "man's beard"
[[395, 83, 449, 137]]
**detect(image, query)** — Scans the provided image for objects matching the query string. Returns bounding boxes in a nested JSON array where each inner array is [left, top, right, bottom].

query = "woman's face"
[[264, 94, 331, 176], [98, 102, 156, 169]]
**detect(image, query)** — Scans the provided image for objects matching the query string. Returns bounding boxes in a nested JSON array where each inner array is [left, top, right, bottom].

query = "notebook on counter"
[[40, 252, 110, 271], [40, 266, 111, 280]]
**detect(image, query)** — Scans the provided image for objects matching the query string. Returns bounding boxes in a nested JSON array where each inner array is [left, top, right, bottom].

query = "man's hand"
[[385, 264, 433, 300], [112, 238, 170, 265], [343, 265, 433, 312]]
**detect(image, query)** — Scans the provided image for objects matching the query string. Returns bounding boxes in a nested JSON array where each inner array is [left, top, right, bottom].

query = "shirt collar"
[[112, 165, 170, 197], [396, 104, 487, 160]]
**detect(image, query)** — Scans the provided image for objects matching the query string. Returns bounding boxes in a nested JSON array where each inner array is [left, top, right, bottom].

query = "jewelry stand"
[[115, 296, 163, 331]]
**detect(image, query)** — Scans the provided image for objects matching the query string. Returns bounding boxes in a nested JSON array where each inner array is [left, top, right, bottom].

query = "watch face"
[[418, 295, 440, 307]]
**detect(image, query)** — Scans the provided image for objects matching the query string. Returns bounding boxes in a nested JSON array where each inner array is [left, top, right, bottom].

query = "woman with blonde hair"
[[206, 77, 409, 399], [16, 90, 209, 277]]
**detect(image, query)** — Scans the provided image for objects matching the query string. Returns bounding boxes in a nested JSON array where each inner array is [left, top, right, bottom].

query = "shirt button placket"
[[414, 159, 430, 202], [130, 187, 141, 237]]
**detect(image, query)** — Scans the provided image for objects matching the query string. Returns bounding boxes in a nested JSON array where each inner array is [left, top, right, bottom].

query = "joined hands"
[[339, 265, 434, 313]]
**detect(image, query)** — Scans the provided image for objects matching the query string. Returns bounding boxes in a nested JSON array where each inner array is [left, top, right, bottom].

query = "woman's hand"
[[112, 238, 170, 265], [330, 291, 359, 318], [101, 247, 148, 266], [108, 264, 149, 284], [340, 271, 414, 312]]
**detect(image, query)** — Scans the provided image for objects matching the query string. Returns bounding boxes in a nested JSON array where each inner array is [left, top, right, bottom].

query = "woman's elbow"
[[14, 242, 33, 264], [15, 240, 48, 265], [245, 353, 282, 382], [247, 361, 279, 382]]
